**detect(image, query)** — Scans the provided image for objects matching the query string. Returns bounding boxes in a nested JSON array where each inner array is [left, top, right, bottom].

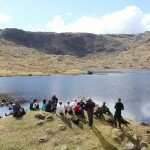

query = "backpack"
[[71, 116, 80, 125]]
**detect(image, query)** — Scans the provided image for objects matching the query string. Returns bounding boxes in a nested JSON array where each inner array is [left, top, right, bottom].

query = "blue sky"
[[0, 0, 150, 33]]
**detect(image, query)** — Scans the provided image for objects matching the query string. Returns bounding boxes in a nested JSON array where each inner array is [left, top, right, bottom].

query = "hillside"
[[0, 28, 150, 76], [1, 29, 150, 57], [0, 111, 149, 150]]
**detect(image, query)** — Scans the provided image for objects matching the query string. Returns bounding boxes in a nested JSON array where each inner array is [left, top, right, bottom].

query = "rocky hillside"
[[1, 28, 150, 57]]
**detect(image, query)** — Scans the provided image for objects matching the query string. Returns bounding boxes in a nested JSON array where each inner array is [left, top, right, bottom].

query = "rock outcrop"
[[1, 28, 150, 57]]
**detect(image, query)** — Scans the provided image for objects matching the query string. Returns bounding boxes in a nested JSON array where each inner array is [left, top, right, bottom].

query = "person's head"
[[87, 97, 92, 102], [103, 102, 106, 106], [14, 100, 19, 105], [43, 99, 47, 104], [74, 98, 78, 103], [118, 98, 121, 102], [52, 95, 56, 99], [67, 102, 70, 105], [59, 101, 62, 105], [77, 102, 80, 106], [33, 99, 37, 103], [96, 104, 99, 108]]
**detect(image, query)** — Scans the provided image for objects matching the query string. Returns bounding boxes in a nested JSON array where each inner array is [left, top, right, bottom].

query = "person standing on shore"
[[85, 97, 95, 127], [114, 98, 124, 128]]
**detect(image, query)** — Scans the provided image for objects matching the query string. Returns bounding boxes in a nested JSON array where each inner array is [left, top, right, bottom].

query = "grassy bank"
[[0, 111, 149, 150]]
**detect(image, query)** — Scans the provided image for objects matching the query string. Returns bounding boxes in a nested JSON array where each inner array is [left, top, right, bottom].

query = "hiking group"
[[9, 95, 126, 128]]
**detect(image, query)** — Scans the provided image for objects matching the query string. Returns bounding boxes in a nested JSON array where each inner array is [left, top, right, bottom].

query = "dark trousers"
[[114, 113, 121, 128], [87, 111, 93, 127]]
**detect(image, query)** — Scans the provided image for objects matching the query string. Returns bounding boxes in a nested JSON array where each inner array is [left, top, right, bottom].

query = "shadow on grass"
[[58, 114, 73, 129], [92, 126, 118, 150], [77, 115, 88, 125], [120, 128, 140, 147]]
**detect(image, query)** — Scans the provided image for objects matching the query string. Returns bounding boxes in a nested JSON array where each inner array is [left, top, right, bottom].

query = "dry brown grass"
[[0, 111, 149, 150], [0, 40, 150, 76]]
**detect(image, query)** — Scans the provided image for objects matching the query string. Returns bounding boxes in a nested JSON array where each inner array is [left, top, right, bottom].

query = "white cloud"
[[66, 13, 72, 16], [0, 12, 11, 22], [39, 6, 150, 34]]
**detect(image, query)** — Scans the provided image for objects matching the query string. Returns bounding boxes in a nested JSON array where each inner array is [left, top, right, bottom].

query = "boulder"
[[2, 99, 7, 103], [87, 71, 93, 75], [0, 103, 4, 107], [140, 122, 150, 126], [35, 113, 45, 120], [45, 115, 54, 122], [123, 143, 136, 150], [146, 130, 150, 134]]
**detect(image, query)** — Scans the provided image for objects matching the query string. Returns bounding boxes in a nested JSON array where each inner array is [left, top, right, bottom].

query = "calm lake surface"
[[0, 69, 150, 122]]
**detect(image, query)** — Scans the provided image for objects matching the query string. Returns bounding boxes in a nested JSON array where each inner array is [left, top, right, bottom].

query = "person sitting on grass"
[[101, 102, 112, 115], [45, 100, 55, 112], [30, 99, 39, 111], [56, 101, 65, 116], [73, 102, 84, 117], [13, 100, 26, 117], [42, 99, 47, 111], [93, 104, 103, 118], [51, 95, 58, 108], [64, 101, 73, 115]]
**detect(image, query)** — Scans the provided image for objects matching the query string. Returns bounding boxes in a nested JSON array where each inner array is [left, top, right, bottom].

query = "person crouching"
[[13, 100, 26, 117]]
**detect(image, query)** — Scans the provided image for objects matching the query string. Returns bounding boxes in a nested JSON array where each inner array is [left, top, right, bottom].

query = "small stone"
[[140, 141, 148, 147], [124, 143, 136, 150], [60, 145, 68, 150], [35, 113, 45, 120], [112, 132, 124, 143], [46, 128, 55, 135], [38, 136, 48, 143], [58, 125, 67, 131], [141, 147, 148, 150], [45, 115, 54, 122], [91, 146, 99, 150], [37, 121, 44, 126]]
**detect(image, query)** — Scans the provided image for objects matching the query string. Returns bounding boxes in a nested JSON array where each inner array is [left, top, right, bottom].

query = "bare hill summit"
[[1, 28, 150, 57]]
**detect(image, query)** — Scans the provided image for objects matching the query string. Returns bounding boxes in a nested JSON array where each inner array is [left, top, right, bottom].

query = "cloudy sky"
[[0, 0, 150, 34]]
